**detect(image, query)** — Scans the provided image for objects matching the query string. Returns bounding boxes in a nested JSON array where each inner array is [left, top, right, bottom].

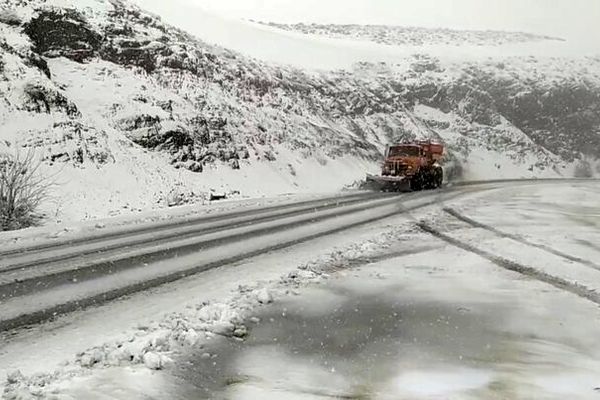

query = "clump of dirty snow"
[[254, 288, 274, 304], [142, 352, 171, 371]]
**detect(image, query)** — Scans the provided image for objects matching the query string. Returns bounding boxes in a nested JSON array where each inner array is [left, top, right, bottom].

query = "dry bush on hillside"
[[0, 151, 50, 231]]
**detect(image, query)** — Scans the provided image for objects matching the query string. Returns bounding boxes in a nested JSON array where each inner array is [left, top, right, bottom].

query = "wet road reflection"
[[172, 280, 515, 399]]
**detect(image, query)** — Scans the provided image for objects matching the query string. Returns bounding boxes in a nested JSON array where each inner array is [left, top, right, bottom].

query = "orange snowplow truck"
[[367, 141, 444, 191]]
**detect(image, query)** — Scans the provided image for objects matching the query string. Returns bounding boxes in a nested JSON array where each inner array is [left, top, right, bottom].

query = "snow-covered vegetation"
[[0, 150, 49, 230]]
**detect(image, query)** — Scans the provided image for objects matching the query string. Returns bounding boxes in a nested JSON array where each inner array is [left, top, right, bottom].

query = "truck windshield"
[[388, 146, 420, 157]]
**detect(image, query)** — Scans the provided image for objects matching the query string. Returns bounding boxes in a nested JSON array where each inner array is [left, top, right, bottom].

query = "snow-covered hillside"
[[0, 0, 599, 224]]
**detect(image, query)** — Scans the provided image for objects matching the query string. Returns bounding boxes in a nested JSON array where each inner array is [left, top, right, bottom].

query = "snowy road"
[[164, 180, 600, 400], [1, 180, 599, 399], [0, 187, 478, 332]]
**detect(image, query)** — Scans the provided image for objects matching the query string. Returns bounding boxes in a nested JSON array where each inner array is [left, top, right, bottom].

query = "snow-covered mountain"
[[1, 0, 599, 223], [254, 22, 564, 47]]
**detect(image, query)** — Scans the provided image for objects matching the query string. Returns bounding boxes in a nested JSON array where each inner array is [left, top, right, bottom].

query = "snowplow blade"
[[365, 174, 410, 192], [366, 174, 408, 184]]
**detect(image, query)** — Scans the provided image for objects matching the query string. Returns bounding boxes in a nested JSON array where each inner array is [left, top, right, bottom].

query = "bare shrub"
[[0, 151, 49, 231]]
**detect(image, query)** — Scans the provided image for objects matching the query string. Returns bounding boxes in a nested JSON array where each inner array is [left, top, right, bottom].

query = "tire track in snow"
[[1, 181, 582, 332], [0, 210, 405, 333], [0, 195, 405, 298], [417, 222, 600, 306], [443, 207, 600, 272], [576, 239, 600, 254], [0, 189, 465, 333], [0, 192, 386, 272]]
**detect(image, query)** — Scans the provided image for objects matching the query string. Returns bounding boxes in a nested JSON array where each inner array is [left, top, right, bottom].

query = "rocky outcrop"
[[21, 83, 80, 116], [24, 8, 102, 62], [405, 61, 600, 161]]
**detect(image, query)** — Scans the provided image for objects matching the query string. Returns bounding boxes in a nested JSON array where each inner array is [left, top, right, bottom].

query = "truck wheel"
[[410, 173, 423, 191], [422, 170, 437, 190], [435, 167, 444, 188]]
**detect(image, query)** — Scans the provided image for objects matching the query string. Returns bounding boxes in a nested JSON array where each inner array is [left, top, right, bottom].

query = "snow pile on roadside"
[[1, 221, 420, 398]]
